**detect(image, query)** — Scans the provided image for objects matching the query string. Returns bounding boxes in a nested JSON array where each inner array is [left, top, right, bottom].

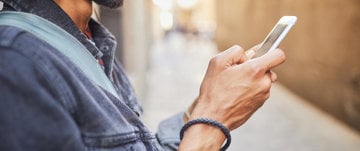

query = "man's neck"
[[54, 0, 93, 33]]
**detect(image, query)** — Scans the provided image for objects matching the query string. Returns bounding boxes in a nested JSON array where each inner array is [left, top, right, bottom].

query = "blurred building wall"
[[100, 1, 153, 102], [120, 0, 153, 102], [215, 0, 360, 131]]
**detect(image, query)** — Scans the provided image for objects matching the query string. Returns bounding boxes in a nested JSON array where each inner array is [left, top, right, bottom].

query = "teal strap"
[[0, 11, 119, 98]]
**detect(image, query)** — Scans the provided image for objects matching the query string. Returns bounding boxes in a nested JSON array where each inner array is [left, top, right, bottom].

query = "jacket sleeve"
[[156, 112, 185, 151], [0, 49, 86, 151]]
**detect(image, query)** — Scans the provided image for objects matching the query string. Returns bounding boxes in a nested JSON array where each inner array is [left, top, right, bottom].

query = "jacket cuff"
[[156, 112, 184, 151]]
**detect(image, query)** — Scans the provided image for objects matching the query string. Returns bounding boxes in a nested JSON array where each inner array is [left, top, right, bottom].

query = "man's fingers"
[[246, 44, 261, 59], [245, 49, 255, 60], [252, 48, 286, 71], [214, 45, 246, 66], [269, 71, 277, 82]]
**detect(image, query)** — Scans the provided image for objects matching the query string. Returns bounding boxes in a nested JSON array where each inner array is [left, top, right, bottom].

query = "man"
[[0, 0, 285, 150]]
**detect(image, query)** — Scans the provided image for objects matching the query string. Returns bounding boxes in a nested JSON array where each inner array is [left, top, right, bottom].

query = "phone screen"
[[253, 16, 297, 58]]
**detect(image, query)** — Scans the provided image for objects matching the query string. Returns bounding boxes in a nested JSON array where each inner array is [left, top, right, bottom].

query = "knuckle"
[[227, 45, 244, 53], [209, 56, 222, 67], [233, 45, 244, 53], [247, 62, 265, 76], [260, 78, 272, 93]]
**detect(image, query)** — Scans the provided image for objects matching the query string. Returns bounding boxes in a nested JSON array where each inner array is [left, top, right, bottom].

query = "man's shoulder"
[[0, 25, 69, 62], [0, 25, 54, 53], [0, 25, 80, 104], [0, 25, 28, 47], [0, 25, 76, 84], [0, 25, 53, 75]]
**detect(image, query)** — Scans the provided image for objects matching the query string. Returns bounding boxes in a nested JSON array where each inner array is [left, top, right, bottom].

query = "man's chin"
[[92, 0, 123, 8]]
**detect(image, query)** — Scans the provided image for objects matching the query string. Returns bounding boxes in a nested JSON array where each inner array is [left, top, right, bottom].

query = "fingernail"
[[245, 49, 255, 59]]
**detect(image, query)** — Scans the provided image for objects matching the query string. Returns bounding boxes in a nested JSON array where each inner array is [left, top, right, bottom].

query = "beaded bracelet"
[[179, 118, 231, 151]]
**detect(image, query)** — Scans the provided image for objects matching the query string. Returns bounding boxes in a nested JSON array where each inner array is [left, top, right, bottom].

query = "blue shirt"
[[0, 0, 182, 150]]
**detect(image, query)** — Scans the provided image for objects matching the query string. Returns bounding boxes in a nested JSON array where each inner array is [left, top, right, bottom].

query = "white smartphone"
[[253, 16, 297, 58]]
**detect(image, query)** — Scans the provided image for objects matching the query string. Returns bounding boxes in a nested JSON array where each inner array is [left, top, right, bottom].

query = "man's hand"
[[179, 45, 286, 151]]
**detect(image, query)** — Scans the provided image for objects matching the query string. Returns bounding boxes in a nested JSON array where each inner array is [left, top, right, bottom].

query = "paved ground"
[[141, 32, 360, 151]]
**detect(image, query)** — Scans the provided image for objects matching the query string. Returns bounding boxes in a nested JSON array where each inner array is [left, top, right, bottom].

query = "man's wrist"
[[179, 123, 226, 151]]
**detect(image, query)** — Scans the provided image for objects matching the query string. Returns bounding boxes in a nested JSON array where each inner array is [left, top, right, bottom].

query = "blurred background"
[[100, 0, 360, 150], [2, 0, 360, 150]]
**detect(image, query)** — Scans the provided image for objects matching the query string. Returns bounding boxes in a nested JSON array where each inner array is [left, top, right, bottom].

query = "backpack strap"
[[0, 11, 120, 99]]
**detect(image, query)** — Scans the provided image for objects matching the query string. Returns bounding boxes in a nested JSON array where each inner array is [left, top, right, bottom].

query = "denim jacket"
[[0, 0, 182, 150]]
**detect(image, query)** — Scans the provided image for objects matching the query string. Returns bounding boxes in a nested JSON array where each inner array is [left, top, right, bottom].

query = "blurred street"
[[141, 32, 360, 151]]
